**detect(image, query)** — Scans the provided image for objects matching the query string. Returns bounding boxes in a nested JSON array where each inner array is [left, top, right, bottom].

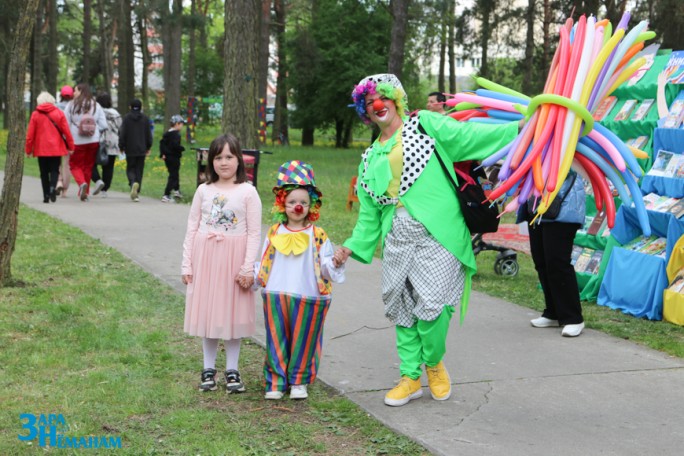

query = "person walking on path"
[[64, 83, 107, 202], [55, 85, 74, 197], [160, 114, 186, 203], [255, 160, 345, 400], [119, 99, 153, 202], [518, 172, 586, 337], [90, 93, 122, 198], [25, 91, 75, 203], [333, 73, 518, 407], [181, 133, 262, 393]]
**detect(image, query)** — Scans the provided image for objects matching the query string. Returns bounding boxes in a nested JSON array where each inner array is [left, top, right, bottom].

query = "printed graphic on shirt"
[[206, 194, 238, 230]]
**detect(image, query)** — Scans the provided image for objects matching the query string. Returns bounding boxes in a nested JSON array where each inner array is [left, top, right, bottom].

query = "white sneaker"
[[531, 316, 559, 328], [161, 195, 175, 203], [172, 190, 183, 199], [264, 391, 284, 400], [92, 180, 105, 195], [562, 322, 585, 337], [290, 385, 308, 400], [130, 182, 139, 200], [133, 197, 140, 203], [100, 191, 107, 198]]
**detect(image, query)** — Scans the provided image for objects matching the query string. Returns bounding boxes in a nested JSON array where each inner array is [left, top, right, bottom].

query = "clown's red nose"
[[372, 99, 385, 111], [294, 205, 304, 214]]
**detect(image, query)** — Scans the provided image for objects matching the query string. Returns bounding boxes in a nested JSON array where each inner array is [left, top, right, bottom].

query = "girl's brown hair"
[[71, 83, 94, 115], [207, 133, 247, 184]]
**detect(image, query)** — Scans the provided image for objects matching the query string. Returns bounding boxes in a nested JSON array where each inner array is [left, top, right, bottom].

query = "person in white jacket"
[[64, 83, 107, 201]]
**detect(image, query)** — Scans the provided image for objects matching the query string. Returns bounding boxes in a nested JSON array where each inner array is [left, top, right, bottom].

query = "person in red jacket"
[[25, 92, 75, 203]]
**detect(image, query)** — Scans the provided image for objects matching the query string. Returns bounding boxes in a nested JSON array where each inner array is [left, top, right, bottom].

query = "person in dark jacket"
[[160, 114, 186, 203], [25, 91, 75, 203], [119, 99, 153, 202]]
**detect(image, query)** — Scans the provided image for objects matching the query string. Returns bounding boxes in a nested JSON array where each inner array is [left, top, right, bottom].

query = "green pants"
[[395, 306, 455, 379]]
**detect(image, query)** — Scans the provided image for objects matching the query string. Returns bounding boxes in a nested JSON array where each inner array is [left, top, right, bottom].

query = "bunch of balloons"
[[445, 12, 655, 236]]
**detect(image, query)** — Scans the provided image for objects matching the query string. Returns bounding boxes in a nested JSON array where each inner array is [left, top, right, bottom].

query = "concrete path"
[[9, 173, 684, 456]]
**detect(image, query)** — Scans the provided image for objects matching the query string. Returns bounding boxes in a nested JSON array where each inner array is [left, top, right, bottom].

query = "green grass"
[[3, 122, 684, 453], [0, 207, 428, 455]]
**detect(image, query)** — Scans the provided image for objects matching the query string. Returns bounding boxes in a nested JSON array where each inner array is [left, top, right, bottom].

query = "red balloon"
[[372, 99, 385, 111]]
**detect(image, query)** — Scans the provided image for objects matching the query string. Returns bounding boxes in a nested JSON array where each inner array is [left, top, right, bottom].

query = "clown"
[[334, 74, 519, 406], [255, 160, 346, 400]]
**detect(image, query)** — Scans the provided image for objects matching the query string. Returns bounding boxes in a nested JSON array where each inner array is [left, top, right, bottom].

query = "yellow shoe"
[[384, 376, 423, 407], [425, 361, 451, 401]]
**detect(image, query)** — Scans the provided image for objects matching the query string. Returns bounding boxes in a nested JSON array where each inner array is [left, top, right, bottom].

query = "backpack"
[[77, 108, 97, 137], [101, 111, 121, 151], [434, 151, 500, 234]]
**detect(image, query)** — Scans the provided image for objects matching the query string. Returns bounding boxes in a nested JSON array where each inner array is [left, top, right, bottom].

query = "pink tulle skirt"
[[184, 232, 256, 339]]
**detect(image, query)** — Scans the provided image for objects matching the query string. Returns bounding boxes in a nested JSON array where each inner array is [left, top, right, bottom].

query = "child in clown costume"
[[334, 74, 519, 407], [255, 160, 345, 400]]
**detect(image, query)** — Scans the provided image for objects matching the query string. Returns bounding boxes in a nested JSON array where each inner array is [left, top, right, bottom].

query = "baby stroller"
[[468, 163, 519, 277]]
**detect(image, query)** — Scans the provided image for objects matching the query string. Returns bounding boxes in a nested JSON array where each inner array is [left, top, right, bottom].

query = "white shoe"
[[100, 191, 107, 198], [531, 316, 559, 328], [130, 182, 139, 200], [290, 385, 308, 400], [92, 180, 105, 195], [562, 322, 585, 337], [264, 391, 284, 400]]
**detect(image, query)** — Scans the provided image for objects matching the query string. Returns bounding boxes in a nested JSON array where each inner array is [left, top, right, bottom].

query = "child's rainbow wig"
[[351, 73, 409, 125], [272, 185, 323, 223]]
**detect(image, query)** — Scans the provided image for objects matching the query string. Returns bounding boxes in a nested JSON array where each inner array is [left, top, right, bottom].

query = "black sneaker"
[[199, 368, 218, 392], [224, 369, 246, 394]]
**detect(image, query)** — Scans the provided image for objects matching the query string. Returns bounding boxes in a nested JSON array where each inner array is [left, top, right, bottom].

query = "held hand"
[[236, 274, 254, 289], [182, 274, 192, 285], [146, 150, 151, 156], [333, 247, 352, 267]]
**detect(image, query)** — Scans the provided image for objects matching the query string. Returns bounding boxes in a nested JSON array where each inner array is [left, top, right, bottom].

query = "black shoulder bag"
[[434, 150, 500, 234]]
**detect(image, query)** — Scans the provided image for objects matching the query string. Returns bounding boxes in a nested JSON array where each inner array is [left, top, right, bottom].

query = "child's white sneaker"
[[290, 384, 308, 400], [264, 390, 284, 400]]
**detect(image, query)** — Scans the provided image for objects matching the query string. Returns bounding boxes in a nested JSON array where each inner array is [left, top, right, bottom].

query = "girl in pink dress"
[[182, 133, 262, 393]]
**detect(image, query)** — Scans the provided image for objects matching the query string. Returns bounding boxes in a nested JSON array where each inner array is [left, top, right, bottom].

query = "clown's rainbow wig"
[[271, 185, 323, 224], [351, 81, 408, 125]]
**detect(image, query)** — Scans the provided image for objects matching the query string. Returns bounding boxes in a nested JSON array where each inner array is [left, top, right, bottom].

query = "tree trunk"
[[30, 0, 44, 112], [163, 0, 183, 126], [447, 0, 455, 94], [0, 0, 41, 287], [301, 127, 314, 146], [188, 0, 198, 99], [98, 0, 115, 95], [478, 0, 493, 79], [137, 12, 151, 113], [388, 0, 410, 78], [272, 0, 288, 145], [117, 0, 135, 115], [83, 0, 92, 83], [46, 0, 57, 95], [438, 12, 446, 93], [223, 0, 260, 149], [522, 0, 535, 95], [258, 0, 270, 105]]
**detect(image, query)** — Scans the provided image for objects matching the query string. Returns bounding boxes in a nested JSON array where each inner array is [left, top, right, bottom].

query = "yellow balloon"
[[627, 145, 649, 159], [606, 57, 646, 96], [580, 29, 625, 106]]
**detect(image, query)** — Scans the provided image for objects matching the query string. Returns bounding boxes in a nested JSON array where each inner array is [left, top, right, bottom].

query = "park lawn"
[[0, 206, 429, 455]]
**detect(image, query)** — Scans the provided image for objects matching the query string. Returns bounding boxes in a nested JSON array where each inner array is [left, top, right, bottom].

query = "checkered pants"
[[382, 212, 465, 327]]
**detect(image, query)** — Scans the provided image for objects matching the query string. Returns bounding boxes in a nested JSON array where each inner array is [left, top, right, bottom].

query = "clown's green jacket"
[[343, 110, 518, 321]]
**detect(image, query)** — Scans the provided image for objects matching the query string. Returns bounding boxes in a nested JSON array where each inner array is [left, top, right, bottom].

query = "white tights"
[[202, 338, 242, 371]]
